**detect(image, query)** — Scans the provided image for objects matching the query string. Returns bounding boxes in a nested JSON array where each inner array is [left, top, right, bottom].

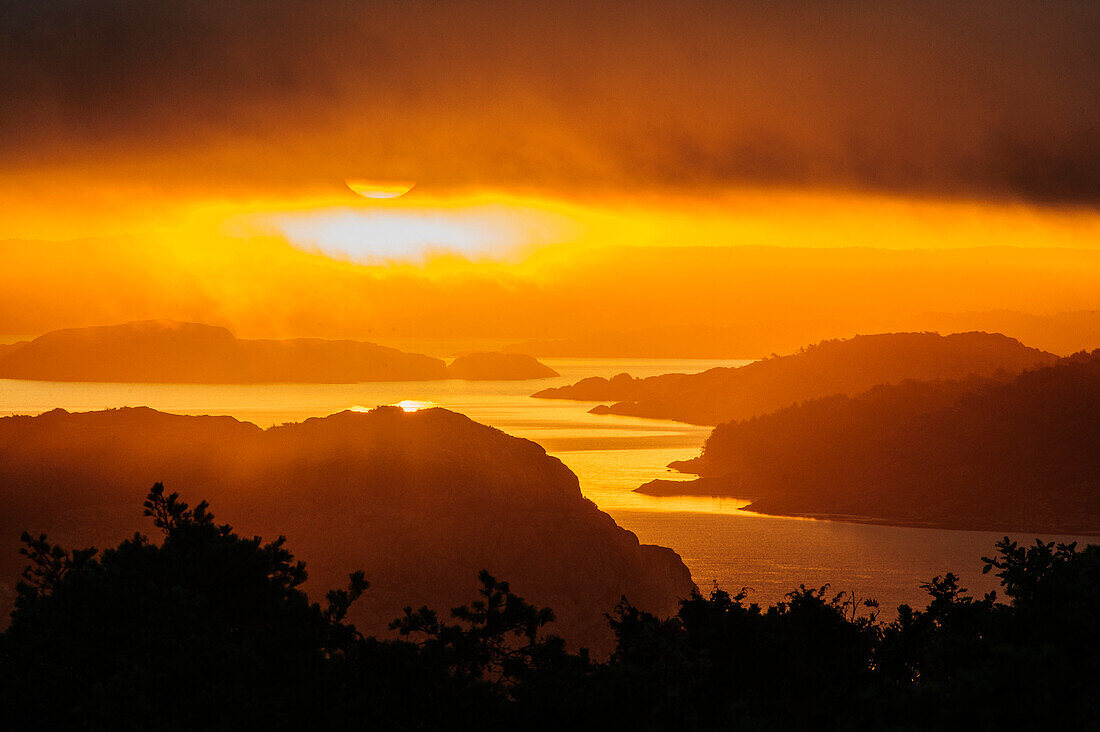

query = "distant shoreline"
[[635, 480, 1100, 536], [745, 508, 1100, 538]]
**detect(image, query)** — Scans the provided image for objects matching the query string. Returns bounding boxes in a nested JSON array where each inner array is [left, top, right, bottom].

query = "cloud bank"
[[1, 0, 1097, 204]]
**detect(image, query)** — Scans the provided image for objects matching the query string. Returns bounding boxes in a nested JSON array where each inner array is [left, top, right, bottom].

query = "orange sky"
[[4, 200, 1100, 356], [1, 0, 1098, 356]]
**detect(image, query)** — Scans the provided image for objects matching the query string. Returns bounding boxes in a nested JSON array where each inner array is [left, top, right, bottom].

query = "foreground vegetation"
[[1, 486, 1097, 730]]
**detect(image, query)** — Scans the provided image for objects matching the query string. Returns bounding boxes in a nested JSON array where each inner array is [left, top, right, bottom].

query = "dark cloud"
[[1, 0, 1097, 203]]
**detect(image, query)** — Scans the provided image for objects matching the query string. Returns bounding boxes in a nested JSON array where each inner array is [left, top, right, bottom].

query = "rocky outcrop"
[[0, 406, 694, 654]]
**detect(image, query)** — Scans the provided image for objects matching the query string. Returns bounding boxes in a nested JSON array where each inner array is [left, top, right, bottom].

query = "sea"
[[1, 357, 1091, 614]]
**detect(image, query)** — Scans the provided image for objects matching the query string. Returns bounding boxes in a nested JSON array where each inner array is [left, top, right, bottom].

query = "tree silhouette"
[[0, 483, 369, 730], [392, 570, 569, 687], [2, 486, 1098, 730]]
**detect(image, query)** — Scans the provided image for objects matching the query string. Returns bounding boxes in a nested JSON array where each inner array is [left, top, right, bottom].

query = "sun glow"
[[394, 400, 435, 412], [258, 194, 581, 262], [247, 187, 1100, 268], [348, 401, 436, 414]]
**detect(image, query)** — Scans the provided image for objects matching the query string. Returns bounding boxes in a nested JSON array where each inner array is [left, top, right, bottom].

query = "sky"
[[1, 0, 1098, 354]]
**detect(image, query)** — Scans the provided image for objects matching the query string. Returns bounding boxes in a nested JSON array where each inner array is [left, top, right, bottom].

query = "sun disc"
[[346, 179, 416, 199]]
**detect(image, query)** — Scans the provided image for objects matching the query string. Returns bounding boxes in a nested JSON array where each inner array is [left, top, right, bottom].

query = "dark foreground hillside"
[[1, 486, 1097, 730], [645, 351, 1100, 533], [0, 406, 692, 653], [534, 331, 1055, 425]]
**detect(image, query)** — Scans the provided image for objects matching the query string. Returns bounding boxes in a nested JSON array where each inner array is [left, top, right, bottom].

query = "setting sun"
[[345, 180, 417, 199]]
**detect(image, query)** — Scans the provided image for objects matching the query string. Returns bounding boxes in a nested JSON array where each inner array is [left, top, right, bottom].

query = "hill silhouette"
[[0, 341, 26, 360], [533, 332, 1056, 425], [447, 351, 559, 380], [640, 352, 1100, 533], [0, 406, 693, 653], [0, 321, 555, 383]]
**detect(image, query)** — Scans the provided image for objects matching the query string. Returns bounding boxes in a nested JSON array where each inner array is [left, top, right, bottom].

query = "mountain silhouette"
[[640, 351, 1100, 533], [0, 405, 693, 653], [534, 332, 1056, 425], [0, 320, 556, 383]]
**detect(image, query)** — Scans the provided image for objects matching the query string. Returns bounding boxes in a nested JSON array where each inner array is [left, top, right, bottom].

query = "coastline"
[[634, 479, 1100, 537]]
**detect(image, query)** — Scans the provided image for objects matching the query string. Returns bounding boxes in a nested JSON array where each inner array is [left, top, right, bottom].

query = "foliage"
[[1, 488, 1098, 730], [392, 569, 571, 686], [0, 484, 369, 730]]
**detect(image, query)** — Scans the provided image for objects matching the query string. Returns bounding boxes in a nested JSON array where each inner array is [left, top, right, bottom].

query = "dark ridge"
[[535, 331, 1057, 425]]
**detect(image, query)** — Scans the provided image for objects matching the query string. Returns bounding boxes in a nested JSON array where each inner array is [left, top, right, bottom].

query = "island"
[[447, 351, 559, 380], [534, 332, 1057, 425], [0, 320, 556, 383], [0, 405, 694, 653], [637, 350, 1100, 534]]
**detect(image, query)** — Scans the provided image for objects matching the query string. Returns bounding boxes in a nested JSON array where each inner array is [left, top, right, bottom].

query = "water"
[[0, 357, 1091, 614]]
